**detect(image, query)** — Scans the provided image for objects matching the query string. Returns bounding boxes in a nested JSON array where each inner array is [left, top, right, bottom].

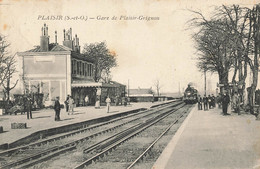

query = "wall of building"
[[24, 55, 66, 75], [21, 54, 68, 106]]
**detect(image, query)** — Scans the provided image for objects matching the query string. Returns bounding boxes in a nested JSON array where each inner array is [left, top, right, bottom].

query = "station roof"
[[129, 88, 153, 97], [26, 43, 72, 52], [71, 81, 117, 88], [18, 43, 94, 63]]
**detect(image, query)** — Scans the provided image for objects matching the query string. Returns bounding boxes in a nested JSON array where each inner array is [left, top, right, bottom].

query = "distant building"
[[129, 87, 154, 102], [160, 92, 182, 98], [17, 24, 125, 106]]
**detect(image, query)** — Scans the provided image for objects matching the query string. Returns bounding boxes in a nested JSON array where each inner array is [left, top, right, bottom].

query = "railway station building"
[[17, 24, 125, 107]]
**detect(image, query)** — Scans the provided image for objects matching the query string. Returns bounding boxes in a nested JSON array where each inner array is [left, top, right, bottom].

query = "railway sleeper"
[[5, 103, 183, 169], [74, 105, 184, 169]]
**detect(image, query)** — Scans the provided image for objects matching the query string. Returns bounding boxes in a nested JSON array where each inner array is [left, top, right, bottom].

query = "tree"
[[0, 35, 10, 86], [248, 5, 260, 115], [154, 79, 162, 97], [0, 35, 18, 110], [215, 5, 253, 105], [190, 14, 233, 92], [82, 42, 117, 82], [2, 55, 18, 103], [190, 4, 260, 115]]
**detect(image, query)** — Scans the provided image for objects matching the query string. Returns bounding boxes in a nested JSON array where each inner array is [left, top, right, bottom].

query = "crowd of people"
[[64, 95, 75, 115], [53, 95, 129, 121], [54, 95, 80, 121], [197, 94, 216, 111], [197, 91, 241, 116]]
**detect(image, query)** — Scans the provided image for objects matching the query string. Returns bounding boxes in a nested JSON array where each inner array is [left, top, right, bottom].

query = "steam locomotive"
[[183, 85, 198, 104]]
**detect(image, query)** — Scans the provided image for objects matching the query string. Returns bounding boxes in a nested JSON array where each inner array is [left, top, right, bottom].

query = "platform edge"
[[152, 105, 197, 169]]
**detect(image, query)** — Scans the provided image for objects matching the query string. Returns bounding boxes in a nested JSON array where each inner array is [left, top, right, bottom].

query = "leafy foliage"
[[82, 42, 117, 82]]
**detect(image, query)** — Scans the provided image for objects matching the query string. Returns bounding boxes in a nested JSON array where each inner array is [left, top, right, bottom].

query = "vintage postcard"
[[0, 0, 259, 169]]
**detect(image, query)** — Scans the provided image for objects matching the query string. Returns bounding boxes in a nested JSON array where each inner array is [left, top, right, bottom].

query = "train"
[[183, 85, 198, 104]]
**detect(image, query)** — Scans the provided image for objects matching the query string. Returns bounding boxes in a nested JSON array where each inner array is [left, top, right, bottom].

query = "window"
[[90, 64, 92, 77], [87, 64, 89, 76], [77, 61, 79, 75], [83, 62, 85, 76], [73, 60, 77, 74], [79, 62, 82, 75], [92, 64, 94, 77], [89, 64, 91, 76], [81, 62, 84, 76], [85, 63, 87, 76]]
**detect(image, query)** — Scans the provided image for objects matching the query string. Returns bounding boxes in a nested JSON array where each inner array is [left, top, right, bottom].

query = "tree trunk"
[[218, 68, 229, 94], [255, 5, 260, 119], [250, 5, 260, 117]]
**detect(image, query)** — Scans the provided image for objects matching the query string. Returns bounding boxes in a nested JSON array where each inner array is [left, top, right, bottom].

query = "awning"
[[71, 82, 116, 88]]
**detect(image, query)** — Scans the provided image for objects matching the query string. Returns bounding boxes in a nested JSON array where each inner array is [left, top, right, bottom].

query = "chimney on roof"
[[63, 28, 75, 51], [74, 34, 80, 53], [55, 30, 58, 44], [40, 23, 49, 51], [63, 29, 65, 40]]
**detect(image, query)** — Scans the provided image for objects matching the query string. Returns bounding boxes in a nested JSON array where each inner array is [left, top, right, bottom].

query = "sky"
[[0, 0, 257, 94]]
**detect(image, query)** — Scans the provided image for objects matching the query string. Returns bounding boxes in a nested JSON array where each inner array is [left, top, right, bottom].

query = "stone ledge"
[[11, 123, 27, 129]]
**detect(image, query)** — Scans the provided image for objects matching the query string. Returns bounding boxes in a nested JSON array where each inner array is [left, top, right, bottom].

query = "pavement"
[[0, 101, 165, 146], [153, 105, 260, 169]]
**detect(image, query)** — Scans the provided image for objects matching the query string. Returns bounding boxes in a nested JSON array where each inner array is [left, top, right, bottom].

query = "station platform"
[[0, 101, 167, 147], [153, 106, 260, 169]]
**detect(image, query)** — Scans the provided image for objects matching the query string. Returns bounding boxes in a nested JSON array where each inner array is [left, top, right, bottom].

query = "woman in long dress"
[[68, 96, 74, 115], [105, 96, 111, 113]]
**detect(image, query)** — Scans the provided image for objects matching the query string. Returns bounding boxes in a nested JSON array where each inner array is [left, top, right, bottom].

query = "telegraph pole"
[[128, 79, 130, 97]]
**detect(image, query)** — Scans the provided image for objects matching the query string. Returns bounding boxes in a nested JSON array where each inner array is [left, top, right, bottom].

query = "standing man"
[[54, 96, 61, 121], [211, 94, 216, 108], [115, 95, 119, 106], [26, 96, 33, 119], [222, 91, 230, 115], [233, 92, 240, 115], [203, 95, 208, 111], [124, 97, 127, 106], [197, 95, 202, 110], [217, 95, 222, 108], [208, 95, 212, 109], [106, 96, 111, 113]]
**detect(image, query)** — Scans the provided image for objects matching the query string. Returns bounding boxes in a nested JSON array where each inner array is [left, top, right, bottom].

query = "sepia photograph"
[[0, 0, 259, 168]]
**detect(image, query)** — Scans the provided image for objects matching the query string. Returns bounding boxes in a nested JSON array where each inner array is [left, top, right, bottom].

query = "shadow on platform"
[[60, 118, 74, 121], [108, 111, 119, 113], [32, 116, 51, 119], [72, 112, 85, 115]]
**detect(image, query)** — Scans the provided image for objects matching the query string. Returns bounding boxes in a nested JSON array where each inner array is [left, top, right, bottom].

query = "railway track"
[[72, 103, 188, 169], [126, 109, 186, 169], [0, 101, 182, 169]]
